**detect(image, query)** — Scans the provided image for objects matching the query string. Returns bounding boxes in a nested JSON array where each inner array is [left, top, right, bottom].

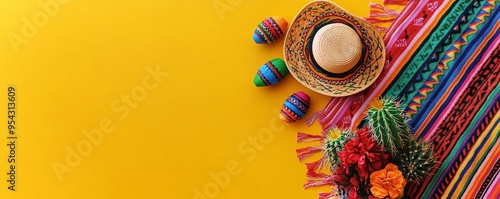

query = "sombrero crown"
[[284, 0, 385, 97]]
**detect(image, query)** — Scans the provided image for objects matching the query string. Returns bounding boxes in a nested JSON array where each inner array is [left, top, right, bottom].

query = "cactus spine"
[[367, 98, 411, 155], [396, 139, 435, 183]]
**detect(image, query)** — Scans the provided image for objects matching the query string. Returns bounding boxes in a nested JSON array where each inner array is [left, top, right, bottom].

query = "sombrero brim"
[[283, 0, 385, 97]]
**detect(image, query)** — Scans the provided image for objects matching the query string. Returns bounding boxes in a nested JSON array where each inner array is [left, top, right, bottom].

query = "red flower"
[[338, 127, 390, 182], [333, 127, 390, 198], [332, 166, 350, 186]]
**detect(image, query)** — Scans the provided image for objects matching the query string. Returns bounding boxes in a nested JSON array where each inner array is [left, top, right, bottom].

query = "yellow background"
[[0, 0, 380, 198]]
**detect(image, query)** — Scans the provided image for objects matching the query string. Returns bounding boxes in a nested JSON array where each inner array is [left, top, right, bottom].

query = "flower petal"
[[371, 185, 389, 198], [385, 163, 398, 171], [388, 187, 402, 199]]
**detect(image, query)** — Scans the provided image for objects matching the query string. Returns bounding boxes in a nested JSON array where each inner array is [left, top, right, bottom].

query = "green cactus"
[[324, 128, 353, 170], [396, 138, 435, 183], [367, 98, 411, 155]]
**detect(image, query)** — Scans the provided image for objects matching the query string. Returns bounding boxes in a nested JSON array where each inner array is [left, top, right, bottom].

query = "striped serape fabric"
[[300, 0, 500, 198]]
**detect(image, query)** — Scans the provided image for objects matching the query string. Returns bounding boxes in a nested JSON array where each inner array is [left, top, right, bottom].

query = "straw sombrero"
[[284, 0, 385, 97]]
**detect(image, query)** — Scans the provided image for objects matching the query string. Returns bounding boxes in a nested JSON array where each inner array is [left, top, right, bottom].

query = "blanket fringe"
[[297, 132, 325, 143], [296, 146, 323, 161], [304, 172, 333, 189], [384, 0, 410, 6]]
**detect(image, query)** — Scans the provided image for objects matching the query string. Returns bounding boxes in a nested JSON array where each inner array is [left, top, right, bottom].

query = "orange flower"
[[369, 163, 406, 199]]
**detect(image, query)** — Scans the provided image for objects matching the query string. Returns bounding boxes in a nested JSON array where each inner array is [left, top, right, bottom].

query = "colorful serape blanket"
[[299, 0, 500, 198]]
